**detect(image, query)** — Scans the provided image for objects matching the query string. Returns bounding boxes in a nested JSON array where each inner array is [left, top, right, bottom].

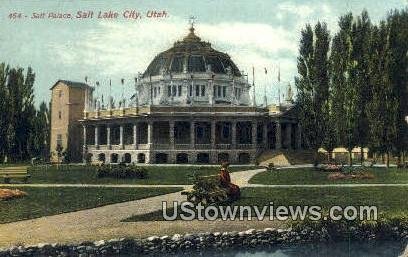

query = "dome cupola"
[[143, 25, 241, 78]]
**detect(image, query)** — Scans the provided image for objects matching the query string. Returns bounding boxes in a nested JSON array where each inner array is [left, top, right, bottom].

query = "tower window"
[[172, 85, 177, 96], [195, 85, 200, 97], [189, 85, 193, 97], [58, 111, 62, 119], [201, 85, 205, 97], [58, 90, 62, 98], [178, 85, 182, 96], [167, 85, 171, 97], [57, 134, 62, 147], [223, 86, 227, 98]]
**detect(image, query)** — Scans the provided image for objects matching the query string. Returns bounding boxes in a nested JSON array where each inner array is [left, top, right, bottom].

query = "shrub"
[[96, 164, 148, 179], [182, 175, 228, 206], [0, 189, 27, 201]]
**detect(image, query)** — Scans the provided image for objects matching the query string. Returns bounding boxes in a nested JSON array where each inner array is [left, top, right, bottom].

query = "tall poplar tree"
[[295, 22, 330, 166], [329, 13, 359, 165], [387, 10, 408, 165], [352, 10, 372, 164]]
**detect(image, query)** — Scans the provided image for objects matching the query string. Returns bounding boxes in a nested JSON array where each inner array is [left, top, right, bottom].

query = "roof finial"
[[189, 16, 196, 30], [183, 16, 201, 42]]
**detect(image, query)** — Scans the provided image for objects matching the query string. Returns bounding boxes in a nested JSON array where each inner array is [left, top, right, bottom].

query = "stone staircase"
[[256, 149, 325, 167]]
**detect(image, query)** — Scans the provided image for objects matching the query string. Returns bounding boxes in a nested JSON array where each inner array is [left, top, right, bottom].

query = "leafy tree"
[[366, 22, 396, 168], [352, 10, 372, 164], [0, 63, 9, 162], [387, 10, 408, 165], [295, 22, 330, 166], [329, 13, 359, 165], [0, 64, 49, 163]]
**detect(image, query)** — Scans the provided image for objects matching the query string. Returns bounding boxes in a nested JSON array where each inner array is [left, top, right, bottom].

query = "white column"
[[83, 125, 87, 148], [82, 125, 87, 163], [106, 125, 111, 149], [231, 121, 237, 149], [169, 120, 175, 149], [133, 123, 138, 149], [252, 121, 257, 148], [296, 123, 302, 149], [211, 120, 216, 148], [190, 121, 195, 147], [263, 122, 268, 149], [147, 121, 153, 147], [119, 125, 124, 149], [275, 122, 281, 149], [95, 125, 99, 149], [285, 123, 292, 149]]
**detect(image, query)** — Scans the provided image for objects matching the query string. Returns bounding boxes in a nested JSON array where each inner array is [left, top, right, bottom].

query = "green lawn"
[[249, 167, 408, 185], [0, 187, 182, 224], [125, 186, 408, 222], [25, 165, 255, 185]]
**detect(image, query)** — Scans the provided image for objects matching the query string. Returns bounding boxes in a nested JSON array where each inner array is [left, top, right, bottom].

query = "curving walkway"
[[0, 168, 266, 247]]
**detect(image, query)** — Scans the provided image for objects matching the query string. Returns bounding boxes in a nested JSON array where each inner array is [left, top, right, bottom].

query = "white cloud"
[[277, 1, 315, 18]]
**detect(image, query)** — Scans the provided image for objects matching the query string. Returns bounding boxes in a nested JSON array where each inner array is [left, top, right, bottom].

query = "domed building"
[[50, 25, 302, 164]]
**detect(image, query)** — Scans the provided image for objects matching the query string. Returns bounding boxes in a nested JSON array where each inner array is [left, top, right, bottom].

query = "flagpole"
[[84, 76, 88, 112], [149, 75, 153, 106], [263, 67, 267, 107], [252, 66, 256, 107], [278, 64, 281, 106]]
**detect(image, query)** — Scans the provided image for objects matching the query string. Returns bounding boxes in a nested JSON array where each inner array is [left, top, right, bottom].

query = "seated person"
[[219, 162, 240, 200]]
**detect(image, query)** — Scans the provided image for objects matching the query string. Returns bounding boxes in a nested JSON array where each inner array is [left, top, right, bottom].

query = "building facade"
[[50, 80, 92, 163], [51, 25, 301, 164]]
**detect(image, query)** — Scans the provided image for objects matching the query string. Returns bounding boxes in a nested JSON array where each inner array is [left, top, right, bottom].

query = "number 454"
[[9, 13, 22, 19]]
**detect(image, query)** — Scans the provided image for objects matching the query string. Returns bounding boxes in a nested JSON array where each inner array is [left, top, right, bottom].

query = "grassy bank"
[[249, 167, 408, 185], [125, 186, 408, 221], [0, 187, 181, 224], [23, 165, 255, 185]]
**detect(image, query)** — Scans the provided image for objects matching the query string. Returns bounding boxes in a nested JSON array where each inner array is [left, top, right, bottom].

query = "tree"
[[0, 64, 50, 163], [295, 22, 330, 166], [352, 10, 372, 164], [329, 13, 359, 166], [366, 22, 396, 168], [387, 10, 408, 166], [0, 63, 9, 162]]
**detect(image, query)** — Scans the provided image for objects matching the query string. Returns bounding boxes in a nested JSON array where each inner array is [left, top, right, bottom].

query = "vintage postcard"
[[0, 0, 407, 256]]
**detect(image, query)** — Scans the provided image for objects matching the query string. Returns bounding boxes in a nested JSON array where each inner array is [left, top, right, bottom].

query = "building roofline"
[[50, 80, 92, 90]]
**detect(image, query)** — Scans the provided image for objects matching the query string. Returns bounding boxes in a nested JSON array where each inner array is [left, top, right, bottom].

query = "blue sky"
[[0, 0, 406, 106]]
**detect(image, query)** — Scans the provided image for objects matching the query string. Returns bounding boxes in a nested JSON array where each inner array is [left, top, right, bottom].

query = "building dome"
[[143, 26, 241, 78]]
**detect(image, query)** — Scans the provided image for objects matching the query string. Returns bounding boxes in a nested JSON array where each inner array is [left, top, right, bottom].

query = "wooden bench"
[[0, 166, 30, 183]]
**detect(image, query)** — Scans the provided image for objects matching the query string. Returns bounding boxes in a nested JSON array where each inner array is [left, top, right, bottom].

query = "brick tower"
[[50, 80, 90, 163]]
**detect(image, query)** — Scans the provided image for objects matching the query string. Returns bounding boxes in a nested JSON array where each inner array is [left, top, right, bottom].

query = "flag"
[[84, 76, 88, 83], [96, 81, 99, 87], [264, 67, 267, 74], [121, 78, 124, 85]]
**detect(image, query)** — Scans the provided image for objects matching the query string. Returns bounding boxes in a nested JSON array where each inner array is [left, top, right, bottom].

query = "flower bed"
[[326, 166, 375, 181], [0, 188, 27, 201]]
